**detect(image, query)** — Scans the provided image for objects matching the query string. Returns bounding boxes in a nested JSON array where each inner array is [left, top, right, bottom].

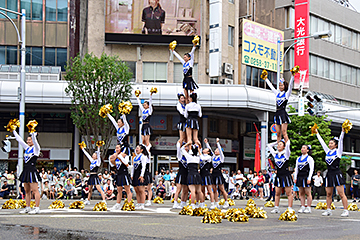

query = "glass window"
[[341, 65, 348, 83], [358, 33, 360, 51], [228, 26, 234, 46], [46, 0, 56, 21], [20, 0, 31, 20], [342, 28, 350, 47], [56, 48, 67, 71], [32, 0, 43, 20], [155, 62, 167, 82], [351, 67, 356, 85], [310, 55, 317, 75], [143, 62, 155, 81], [143, 62, 167, 82], [246, 66, 251, 85], [335, 62, 341, 81], [0, 46, 5, 64], [358, 69, 360, 86], [7, 0, 18, 19], [310, 15, 317, 35], [317, 57, 324, 77], [45, 47, 55, 66], [329, 61, 335, 80], [351, 31, 357, 50], [227, 120, 234, 134], [323, 59, 329, 79], [228, 0, 234, 3], [317, 18, 324, 32], [329, 23, 335, 42], [335, 25, 342, 44], [32, 47, 42, 65], [7, 46, 17, 64], [57, 0, 68, 22], [125, 61, 136, 82], [0, 0, 5, 19], [252, 67, 258, 87], [25, 47, 31, 65]]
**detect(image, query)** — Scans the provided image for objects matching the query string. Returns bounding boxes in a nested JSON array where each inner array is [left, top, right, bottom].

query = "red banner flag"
[[294, 0, 310, 89]]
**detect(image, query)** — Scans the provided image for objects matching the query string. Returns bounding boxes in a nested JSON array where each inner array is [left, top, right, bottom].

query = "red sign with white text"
[[294, 0, 310, 89]]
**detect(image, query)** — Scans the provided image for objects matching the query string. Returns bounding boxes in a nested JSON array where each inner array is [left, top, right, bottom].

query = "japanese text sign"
[[242, 19, 284, 72]]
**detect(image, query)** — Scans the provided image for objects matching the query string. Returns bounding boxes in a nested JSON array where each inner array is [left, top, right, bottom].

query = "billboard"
[[294, 0, 310, 89], [105, 0, 201, 44], [241, 19, 284, 73]]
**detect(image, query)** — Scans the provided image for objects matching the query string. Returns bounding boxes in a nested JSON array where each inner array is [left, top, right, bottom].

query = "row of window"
[[0, 0, 67, 22], [0, 46, 67, 70], [245, 65, 277, 89], [309, 54, 360, 86]]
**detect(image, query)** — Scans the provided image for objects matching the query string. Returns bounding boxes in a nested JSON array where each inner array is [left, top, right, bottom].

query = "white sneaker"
[[287, 207, 294, 213], [80, 198, 84, 200], [84, 199, 90, 205], [271, 207, 280, 214], [19, 207, 31, 214], [322, 209, 332, 216], [135, 204, 144, 210], [341, 210, 349, 217], [210, 202, 216, 210], [144, 200, 151, 207], [180, 201, 186, 208], [172, 201, 180, 209], [304, 207, 311, 214], [102, 200, 107, 205], [298, 206, 305, 213], [195, 203, 200, 208], [223, 201, 229, 209], [215, 202, 220, 209], [110, 203, 121, 211], [29, 207, 40, 214], [71, 196, 73, 199], [190, 204, 196, 208]]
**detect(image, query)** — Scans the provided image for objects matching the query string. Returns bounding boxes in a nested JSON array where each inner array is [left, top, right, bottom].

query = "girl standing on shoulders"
[[184, 92, 202, 146], [136, 92, 153, 148]]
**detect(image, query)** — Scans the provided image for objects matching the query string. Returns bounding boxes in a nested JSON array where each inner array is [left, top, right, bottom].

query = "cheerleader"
[[265, 76, 294, 143], [131, 144, 148, 210], [109, 144, 132, 210], [316, 128, 348, 217], [136, 92, 153, 147], [198, 139, 215, 209], [267, 139, 293, 213], [13, 130, 41, 214], [107, 113, 131, 154], [206, 138, 229, 209], [172, 141, 189, 209], [181, 143, 203, 208], [144, 144, 153, 207], [184, 92, 202, 146], [172, 43, 199, 103], [293, 145, 314, 214], [81, 145, 106, 205], [176, 93, 187, 144]]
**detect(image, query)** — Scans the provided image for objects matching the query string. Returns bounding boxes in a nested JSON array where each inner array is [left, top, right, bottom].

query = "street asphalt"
[[0, 198, 360, 240]]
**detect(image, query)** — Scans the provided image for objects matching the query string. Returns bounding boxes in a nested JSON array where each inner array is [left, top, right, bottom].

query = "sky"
[[348, 0, 360, 12]]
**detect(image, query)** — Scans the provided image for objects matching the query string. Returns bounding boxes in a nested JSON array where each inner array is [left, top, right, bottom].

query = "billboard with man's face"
[[105, 0, 201, 38]]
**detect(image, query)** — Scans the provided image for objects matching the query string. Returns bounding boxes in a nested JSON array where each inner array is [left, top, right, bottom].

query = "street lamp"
[[0, 7, 26, 192], [276, 30, 332, 89]]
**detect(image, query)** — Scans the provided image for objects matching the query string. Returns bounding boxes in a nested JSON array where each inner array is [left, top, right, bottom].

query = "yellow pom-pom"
[[121, 200, 135, 211], [279, 209, 297, 221], [48, 200, 65, 209], [192, 35, 200, 45], [348, 203, 358, 211], [5, 119, 20, 132], [260, 70, 268, 80], [135, 90, 141, 97], [26, 120, 38, 133], [93, 202, 107, 211], [96, 141, 105, 147], [264, 201, 274, 207], [153, 196, 164, 204], [150, 87, 158, 94], [342, 119, 352, 134], [99, 104, 113, 118], [169, 40, 177, 50], [290, 65, 300, 76], [310, 123, 319, 136], [69, 201, 85, 209], [78, 141, 86, 149], [118, 101, 133, 115]]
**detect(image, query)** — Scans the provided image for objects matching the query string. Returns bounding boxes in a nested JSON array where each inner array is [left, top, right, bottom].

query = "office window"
[[317, 57, 324, 77], [310, 15, 317, 35], [329, 61, 335, 80], [45, 47, 55, 66], [227, 120, 234, 134], [228, 26, 234, 46], [329, 23, 335, 42], [310, 55, 317, 75], [31, 47, 42, 65], [252, 67, 258, 87], [323, 59, 329, 79], [0, 0, 5, 19], [351, 67, 356, 85], [351, 31, 357, 50], [7, 0, 17, 19], [7, 46, 17, 64], [125, 61, 136, 82], [0, 46, 5, 64], [143, 62, 167, 83], [21, 0, 31, 20], [335, 25, 342, 44], [209, 119, 218, 133], [246, 66, 252, 85], [335, 62, 341, 81], [358, 69, 360, 86], [341, 64, 348, 83], [57, 48, 67, 71], [228, 0, 234, 3], [57, 0, 68, 22], [342, 28, 350, 47], [174, 63, 198, 83], [32, 0, 43, 20], [46, 0, 56, 21]]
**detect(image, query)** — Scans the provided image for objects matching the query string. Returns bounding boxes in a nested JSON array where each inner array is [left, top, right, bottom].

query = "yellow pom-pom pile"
[[69, 201, 85, 209], [153, 196, 164, 204], [279, 209, 298, 221], [1, 199, 26, 209], [201, 208, 224, 224], [315, 202, 335, 210], [121, 200, 135, 211], [93, 202, 107, 211], [192, 207, 209, 216], [264, 201, 274, 207], [48, 200, 65, 209], [179, 205, 193, 216], [225, 208, 249, 222], [171, 198, 181, 203], [228, 199, 235, 206]]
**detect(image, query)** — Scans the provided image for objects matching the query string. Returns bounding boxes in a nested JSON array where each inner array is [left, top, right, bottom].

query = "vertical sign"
[[209, 0, 222, 77], [298, 97, 305, 116], [294, 0, 310, 89]]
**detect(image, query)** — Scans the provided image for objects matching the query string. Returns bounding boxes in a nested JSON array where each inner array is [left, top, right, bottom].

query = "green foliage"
[[341, 155, 352, 181], [64, 53, 133, 158], [287, 106, 332, 172]]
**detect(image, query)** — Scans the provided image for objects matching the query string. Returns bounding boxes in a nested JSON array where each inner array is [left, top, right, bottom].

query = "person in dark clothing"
[[142, 0, 165, 35], [0, 181, 10, 199]]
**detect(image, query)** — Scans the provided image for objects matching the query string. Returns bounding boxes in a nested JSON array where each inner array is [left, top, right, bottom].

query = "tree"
[[64, 53, 133, 158]]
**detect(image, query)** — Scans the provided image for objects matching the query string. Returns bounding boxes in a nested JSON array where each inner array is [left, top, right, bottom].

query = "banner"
[[294, 0, 310, 89], [242, 19, 284, 73]]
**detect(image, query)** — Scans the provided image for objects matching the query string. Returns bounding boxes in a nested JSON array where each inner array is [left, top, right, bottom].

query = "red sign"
[[294, 0, 310, 89], [9, 150, 50, 159]]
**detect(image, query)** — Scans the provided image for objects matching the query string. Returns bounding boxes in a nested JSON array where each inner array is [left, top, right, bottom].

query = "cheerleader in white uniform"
[[176, 93, 187, 144], [181, 143, 203, 208], [293, 145, 314, 214], [144, 144, 153, 207], [131, 144, 148, 210], [316, 128, 348, 217], [13, 130, 41, 214], [136, 92, 153, 147], [172, 43, 199, 103], [107, 113, 131, 155], [265, 76, 294, 143], [207, 138, 229, 209], [172, 141, 189, 209], [81, 145, 106, 205], [109, 144, 132, 210], [267, 139, 293, 213], [184, 92, 202, 146], [198, 139, 215, 209]]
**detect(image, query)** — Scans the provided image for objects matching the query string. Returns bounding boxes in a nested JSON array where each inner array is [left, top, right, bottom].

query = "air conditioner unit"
[[223, 63, 233, 75], [222, 78, 234, 85]]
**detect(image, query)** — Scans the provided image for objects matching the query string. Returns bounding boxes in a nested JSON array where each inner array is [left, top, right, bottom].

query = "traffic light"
[[306, 93, 323, 117], [1, 139, 11, 153]]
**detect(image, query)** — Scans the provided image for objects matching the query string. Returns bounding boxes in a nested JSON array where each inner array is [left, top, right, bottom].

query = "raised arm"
[[286, 76, 294, 99], [122, 114, 130, 135], [13, 130, 29, 149], [81, 148, 93, 163], [205, 142, 214, 155], [316, 132, 330, 153], [95, 146, 101, 166], [136, 96, 145, 112], [31, 132, 41, 156], [265, 78, 278, 95], [172, 50, 185, 64], [198, 103, 202, 118], [267, 141, 278, 158], [217, 142, 224, 163], [293, 158, 299, 180], [337, 131, 345, 158], [308, 156, 315, 181], [284, 140, 291, 159], [107, 113, 119, 131], [148, 94, 153, 115], [189, 46, 196, 66]]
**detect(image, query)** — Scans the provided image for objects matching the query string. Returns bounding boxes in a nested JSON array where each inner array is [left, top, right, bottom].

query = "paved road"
[[0, 199, 360, 240]]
